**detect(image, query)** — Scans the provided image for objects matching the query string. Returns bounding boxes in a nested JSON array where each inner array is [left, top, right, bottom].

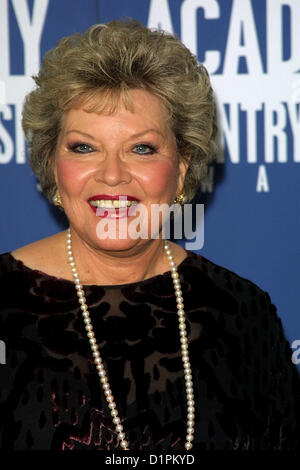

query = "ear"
[[177, 153, 191, 194], [51, 156, 58, 186]]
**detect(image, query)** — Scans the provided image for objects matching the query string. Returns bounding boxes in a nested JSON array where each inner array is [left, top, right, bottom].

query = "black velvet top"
[[0, 250, 299, 451]]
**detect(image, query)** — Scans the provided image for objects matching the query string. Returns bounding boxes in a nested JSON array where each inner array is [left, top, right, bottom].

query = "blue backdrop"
[[0, 0, 299, 369]]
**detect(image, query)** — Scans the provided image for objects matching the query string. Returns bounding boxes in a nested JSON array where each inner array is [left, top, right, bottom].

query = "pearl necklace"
[[66, 228, 195, 450]]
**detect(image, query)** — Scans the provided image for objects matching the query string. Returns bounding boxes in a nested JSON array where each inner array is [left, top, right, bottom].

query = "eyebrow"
[[65, 129, 164, 139]]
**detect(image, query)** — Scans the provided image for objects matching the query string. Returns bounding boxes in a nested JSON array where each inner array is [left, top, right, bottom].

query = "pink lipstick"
[[88, 194, 139, 201], [87, 194, 140, 218]]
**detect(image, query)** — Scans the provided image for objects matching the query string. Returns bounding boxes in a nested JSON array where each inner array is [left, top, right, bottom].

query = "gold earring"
[[174, 192, 185, 205], [53, 190, 63, 208]]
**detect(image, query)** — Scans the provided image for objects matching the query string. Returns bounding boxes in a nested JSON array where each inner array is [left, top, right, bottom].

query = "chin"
[[93, 215, 155, 251], [93, 237, 146, 253]]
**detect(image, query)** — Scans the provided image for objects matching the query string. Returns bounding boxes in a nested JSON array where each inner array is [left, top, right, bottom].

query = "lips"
[[87, 194, 140, 218]]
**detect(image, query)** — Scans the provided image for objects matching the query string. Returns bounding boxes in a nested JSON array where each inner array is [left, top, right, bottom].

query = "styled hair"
[[22, 19, 217, 203]]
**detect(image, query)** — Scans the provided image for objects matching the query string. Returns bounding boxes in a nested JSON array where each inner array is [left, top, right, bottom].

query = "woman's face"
[[53, 89, 188, 252]]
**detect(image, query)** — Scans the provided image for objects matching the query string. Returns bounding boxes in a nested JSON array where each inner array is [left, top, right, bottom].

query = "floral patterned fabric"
[[0, 250, 299, 450]]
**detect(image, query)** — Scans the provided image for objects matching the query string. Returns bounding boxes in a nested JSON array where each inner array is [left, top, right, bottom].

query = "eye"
[[132, 144, 156, 155], [69, 142, 94, 153]]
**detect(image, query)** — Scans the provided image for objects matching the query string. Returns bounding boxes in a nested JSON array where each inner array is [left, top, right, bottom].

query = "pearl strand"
[[66, 228, 195, 450], [163, 242, 195, 450]]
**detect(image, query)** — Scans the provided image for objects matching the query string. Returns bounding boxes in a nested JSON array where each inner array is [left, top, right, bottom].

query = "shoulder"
[[184, 252, 300, 383], [183, 250, 268, 301], [182, 250, 283, 336], [11, 231, 67, 263], [1, 231, 68, 279]]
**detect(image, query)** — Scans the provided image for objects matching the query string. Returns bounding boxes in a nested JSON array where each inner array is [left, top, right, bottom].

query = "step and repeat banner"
[[0, 0, 299, 368]]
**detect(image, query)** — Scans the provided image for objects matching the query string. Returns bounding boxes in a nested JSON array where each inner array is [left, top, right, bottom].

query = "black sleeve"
[[263, 291, 300, 449]]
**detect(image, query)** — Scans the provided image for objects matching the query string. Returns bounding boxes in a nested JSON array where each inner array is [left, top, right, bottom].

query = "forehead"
[[60, 89, 170, 136]]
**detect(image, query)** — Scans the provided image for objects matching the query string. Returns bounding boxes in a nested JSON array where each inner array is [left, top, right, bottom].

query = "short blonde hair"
[[22, 19, 217, 203]]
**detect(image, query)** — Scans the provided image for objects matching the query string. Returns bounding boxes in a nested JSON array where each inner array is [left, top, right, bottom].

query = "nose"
[[94, 152, 131, 186]]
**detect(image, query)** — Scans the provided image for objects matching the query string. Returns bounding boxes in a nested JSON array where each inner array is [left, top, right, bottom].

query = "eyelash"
[[69, 142, 93, 153], [68, 142, 157, 155], [132, 144, 157, 155]]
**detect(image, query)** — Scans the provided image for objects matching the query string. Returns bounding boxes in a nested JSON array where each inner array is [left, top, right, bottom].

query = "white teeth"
[[89, 199, 138, 208]]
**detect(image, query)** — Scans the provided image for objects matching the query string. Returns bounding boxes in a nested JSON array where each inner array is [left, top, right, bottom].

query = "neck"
[[67, 227, 173, 286]]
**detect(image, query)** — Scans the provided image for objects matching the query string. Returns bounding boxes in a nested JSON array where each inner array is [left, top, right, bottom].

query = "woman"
[[0, 20, 299, 451]]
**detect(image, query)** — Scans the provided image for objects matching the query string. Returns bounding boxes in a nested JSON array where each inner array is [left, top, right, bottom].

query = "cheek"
[[56, 160, 93, 193], [138, 161, 178, 196]]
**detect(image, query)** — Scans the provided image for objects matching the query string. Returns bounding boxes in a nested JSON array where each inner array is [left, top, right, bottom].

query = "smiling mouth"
[[87, 196, 140, 218], [89, 199, 139, 209]]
